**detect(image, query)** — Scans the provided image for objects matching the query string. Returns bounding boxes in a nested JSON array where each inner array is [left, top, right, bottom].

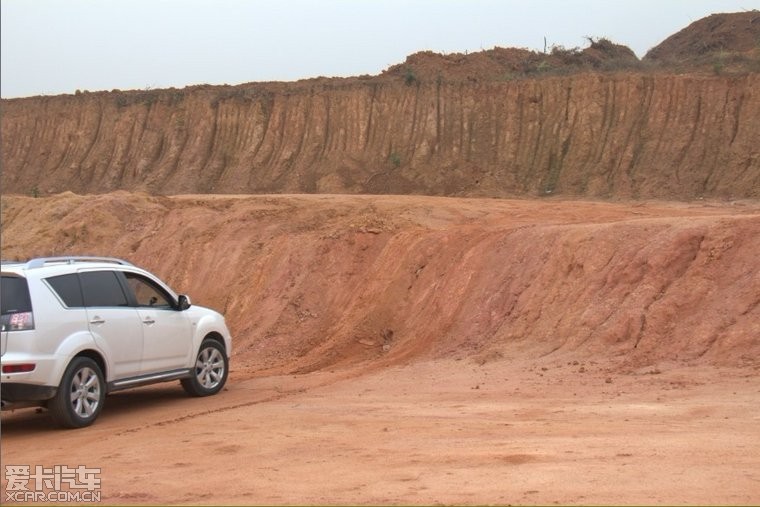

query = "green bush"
[[404, 67, 418, 86]]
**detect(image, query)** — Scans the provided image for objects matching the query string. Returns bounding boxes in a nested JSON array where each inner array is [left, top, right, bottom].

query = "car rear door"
[[78, 270, 144, 379]]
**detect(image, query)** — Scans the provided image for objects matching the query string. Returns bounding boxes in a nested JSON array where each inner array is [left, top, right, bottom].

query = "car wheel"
[[48, 357, 105, 429], [181, 339, 228, 397]]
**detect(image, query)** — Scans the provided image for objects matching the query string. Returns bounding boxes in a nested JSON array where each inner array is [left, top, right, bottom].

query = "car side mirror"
[[177, 294, 192, 311]]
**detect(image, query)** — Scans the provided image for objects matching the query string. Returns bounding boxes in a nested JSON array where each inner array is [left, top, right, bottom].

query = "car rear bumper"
[[1, 382, 57, 402]]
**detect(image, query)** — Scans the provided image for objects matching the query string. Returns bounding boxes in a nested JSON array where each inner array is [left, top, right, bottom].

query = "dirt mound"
[[382, 39, 639, 83], [3, 193, 759, 375], [647, 11, 760, 60], [645, 11, 760, 72]]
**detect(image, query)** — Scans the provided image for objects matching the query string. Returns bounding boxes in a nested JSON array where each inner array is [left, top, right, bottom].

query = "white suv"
[[1, 257, 232, 428]]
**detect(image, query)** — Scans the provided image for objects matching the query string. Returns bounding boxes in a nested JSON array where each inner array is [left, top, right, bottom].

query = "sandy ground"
[[2, 356, 759, 505]]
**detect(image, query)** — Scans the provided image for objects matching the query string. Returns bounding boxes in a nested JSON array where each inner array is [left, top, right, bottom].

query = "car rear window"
[[1, 275, 33, 315], [46, 273, 85, 308]]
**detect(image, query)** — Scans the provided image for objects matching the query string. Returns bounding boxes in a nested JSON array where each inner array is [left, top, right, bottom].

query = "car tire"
[[48, 357, 105, 429], [181, 339, 228, 397]]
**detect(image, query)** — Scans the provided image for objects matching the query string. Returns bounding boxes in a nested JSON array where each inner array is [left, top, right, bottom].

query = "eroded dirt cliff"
[[2, 72, 759, 200]]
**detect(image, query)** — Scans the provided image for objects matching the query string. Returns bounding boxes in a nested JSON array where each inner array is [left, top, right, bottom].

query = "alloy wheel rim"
[[195, 347, 224, 389], [69, 366, 101, 418]]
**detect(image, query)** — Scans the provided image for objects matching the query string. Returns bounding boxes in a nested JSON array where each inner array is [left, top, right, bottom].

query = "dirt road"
[[2, 357, 759, 505]]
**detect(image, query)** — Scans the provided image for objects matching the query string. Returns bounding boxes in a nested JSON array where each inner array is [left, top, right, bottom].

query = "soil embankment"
[[2, 193, 758, 374]]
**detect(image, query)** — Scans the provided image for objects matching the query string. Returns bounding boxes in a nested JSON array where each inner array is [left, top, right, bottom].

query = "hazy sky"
[[2, 0, 758, 98]]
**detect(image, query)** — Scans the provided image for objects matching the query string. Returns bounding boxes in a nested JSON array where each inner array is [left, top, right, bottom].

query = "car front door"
[[122, 272, 193, 373]]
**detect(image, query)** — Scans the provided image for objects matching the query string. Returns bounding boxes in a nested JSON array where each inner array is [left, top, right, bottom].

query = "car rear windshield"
[[1, 275, 33, 315]]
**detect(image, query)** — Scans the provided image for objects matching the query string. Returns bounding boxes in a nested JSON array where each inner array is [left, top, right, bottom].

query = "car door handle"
[[142, 318, 156, 325], [90, 317, 105, 325]]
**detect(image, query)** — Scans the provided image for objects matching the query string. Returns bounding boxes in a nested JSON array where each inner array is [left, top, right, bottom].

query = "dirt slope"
[[2, 193, 758, 375]]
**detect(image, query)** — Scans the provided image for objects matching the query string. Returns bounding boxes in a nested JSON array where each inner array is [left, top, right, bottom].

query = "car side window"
[[123, 272, 173, 309], [46, 273, 84, 308], [80, 271, 129, 307]]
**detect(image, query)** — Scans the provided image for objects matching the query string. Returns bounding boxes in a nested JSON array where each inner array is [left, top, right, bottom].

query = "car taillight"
[[1, 311, 34, 331], [2, 363, 36, 373]]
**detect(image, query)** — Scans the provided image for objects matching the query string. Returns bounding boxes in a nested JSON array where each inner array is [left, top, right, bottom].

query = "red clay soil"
[[1, 193, 759, 504]]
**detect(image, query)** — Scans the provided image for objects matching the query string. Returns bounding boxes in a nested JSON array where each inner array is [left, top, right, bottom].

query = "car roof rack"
[[24, 257, 134, 269]]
